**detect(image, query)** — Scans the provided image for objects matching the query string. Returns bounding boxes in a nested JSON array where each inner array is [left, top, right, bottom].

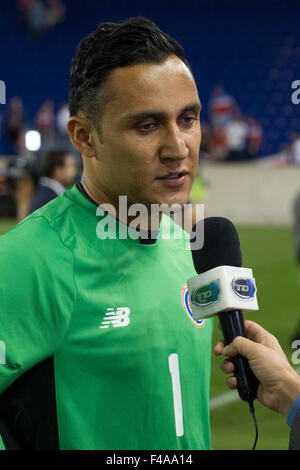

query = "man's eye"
[[136, 121, 158, 132], [179, 115, 197, 126]]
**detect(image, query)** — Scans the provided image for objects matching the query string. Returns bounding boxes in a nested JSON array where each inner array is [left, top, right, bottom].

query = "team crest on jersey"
[[181, 284, 206, 328]]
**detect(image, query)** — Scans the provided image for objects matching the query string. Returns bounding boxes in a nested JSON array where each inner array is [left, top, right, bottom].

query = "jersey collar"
[[65, 183, 160, 245]]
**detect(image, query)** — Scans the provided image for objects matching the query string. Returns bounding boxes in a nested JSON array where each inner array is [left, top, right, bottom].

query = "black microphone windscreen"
[[190, 217, 242, 274]]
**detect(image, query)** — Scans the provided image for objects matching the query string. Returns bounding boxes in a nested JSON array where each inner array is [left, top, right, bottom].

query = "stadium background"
[[1, 0, 300, 450]]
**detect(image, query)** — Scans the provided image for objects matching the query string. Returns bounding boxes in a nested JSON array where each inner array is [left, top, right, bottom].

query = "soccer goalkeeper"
[[0, 17, 213, 449]]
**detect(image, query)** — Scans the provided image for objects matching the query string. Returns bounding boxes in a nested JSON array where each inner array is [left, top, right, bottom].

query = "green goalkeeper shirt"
[[0, 184, 213, 450]]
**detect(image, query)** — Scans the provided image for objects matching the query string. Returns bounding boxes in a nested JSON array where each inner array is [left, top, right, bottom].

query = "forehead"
[[103, 56, 200, 119]]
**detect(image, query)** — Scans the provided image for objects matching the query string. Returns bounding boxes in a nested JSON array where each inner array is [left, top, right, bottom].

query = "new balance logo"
[[99, 307, 131, 329]]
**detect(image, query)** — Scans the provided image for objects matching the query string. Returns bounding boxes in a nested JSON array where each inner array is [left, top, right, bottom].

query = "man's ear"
[[67, 112, 96, 159]]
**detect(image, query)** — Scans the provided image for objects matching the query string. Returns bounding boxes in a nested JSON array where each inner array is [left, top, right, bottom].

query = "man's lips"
[[156, 171, 189, 180], [155, 171, 189, 186]]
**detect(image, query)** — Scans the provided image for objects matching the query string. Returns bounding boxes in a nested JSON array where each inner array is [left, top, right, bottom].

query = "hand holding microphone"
[[188, 216, 300, 450], [214, 320, 300, 417], [188, 217, 259, 403]]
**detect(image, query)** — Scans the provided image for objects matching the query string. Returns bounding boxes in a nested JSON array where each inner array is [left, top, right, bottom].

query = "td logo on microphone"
[[187, 266, 258, 321], [190, 281, 219, 307], [232, 278, 256, 300]]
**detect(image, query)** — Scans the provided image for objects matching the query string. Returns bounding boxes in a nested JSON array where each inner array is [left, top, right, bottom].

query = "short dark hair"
[[39, 150, 69, 178], [69, 17, 190, 126]]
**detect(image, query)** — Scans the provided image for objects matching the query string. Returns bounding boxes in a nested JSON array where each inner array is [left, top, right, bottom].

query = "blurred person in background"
[[208, 126, 228, 161], [29, 149, 77, 213], [56, 102, 70, 137], [4, 97, 26, 155], [17, 0, 65, 36], [246, 116, 263, 160], [198, 120, 210, 161], [45, 0, 65, 28], [291, 133, 300, 165], [55, 102, 72, 150], [225, 113, 248, 162], [34, 100, 55, 149], [208, 86, 237, 130], [35, 100, 55, 134], [17, 0, 47, 35]]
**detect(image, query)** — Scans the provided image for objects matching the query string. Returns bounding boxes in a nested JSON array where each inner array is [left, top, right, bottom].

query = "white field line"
[[210, 365, 300, 410]]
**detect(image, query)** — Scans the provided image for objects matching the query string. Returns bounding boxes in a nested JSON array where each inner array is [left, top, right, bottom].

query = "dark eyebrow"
[[183, 102, 202, 114], [123, 101, 202, 123]]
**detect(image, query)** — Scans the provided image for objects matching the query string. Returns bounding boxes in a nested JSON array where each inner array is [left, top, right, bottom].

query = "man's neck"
[[80, 174, 161, 231]]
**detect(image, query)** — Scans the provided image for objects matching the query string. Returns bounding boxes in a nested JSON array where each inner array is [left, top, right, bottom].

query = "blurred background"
[[1, 0, 300, 450]]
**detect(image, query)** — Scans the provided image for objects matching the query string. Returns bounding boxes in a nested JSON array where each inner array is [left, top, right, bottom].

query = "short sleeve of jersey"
[[0, 216, 77, 394]]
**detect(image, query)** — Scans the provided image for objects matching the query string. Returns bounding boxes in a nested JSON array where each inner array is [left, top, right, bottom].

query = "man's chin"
[[151, 193, 189, 210], [128, 189, 190, 213]]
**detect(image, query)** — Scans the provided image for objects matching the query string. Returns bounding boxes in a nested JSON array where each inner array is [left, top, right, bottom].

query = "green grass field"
[[0, 220, 299, 450], [210, 227, 300, 450]]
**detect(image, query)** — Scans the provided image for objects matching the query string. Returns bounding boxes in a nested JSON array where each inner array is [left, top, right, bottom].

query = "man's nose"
[[159, 124, 189, 160]]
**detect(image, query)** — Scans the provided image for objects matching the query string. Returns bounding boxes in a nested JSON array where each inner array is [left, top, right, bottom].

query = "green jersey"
[[0, 184, 213, 450]]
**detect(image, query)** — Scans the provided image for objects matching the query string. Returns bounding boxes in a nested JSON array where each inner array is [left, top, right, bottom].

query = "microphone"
[[188, 217, 259, 403]]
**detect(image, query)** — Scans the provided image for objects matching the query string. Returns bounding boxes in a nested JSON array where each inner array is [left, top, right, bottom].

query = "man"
[[0, 17, 213, 450], [29, 149, 77, 213], [214, 320, 300, 450]]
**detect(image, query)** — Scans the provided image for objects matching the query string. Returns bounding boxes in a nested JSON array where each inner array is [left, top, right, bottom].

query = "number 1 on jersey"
[[168, 353, 184, 437]]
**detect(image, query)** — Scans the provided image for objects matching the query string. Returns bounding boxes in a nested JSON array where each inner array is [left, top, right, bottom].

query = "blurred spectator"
[[246, 116, 263, 159], [291, 134, 300, 165], [45, 0, 65, 28], [17, 0, 65, 36], [208, 86, 237, 130], [199, 120, 210, 160], [55, 102, 74, 153], [56, 102, 69, 136], [35, 100, 55, 134], [276, 143, 292, 166], [18, 0, 47, 35], [225, 114, 248, 162], [208, 127, 228, 161], [4, 97, 26, 155], [29, 149, 77, 214], [34, 100, 55, 149]]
